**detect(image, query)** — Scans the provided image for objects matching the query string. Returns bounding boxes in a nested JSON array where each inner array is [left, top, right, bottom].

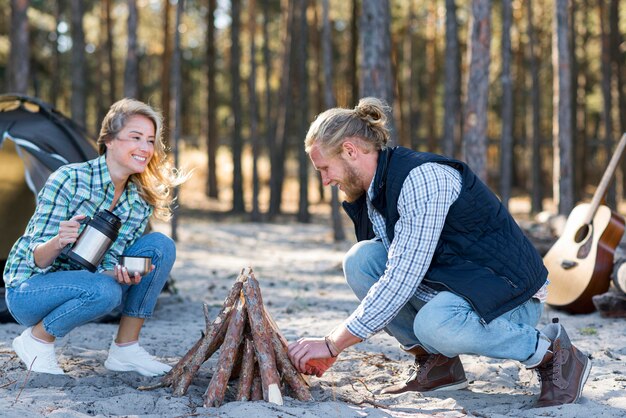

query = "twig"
[[13, 357, 36, 405], [0, 380, 17, 389]]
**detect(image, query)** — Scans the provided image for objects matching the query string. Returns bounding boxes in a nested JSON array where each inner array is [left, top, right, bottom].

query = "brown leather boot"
[[531, 318, 592, 407], [381, 347, 468, 394]]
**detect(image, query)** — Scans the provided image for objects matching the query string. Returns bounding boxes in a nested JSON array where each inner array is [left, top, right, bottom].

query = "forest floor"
[[1, 209, 625, 417]]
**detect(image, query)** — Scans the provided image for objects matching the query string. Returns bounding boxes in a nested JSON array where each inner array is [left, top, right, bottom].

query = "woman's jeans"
[[6, 232, 175, 338], [343, 239, 548, 367]]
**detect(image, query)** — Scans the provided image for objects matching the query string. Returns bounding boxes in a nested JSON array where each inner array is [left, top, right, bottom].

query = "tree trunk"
[[169, 0, 184, 242], [70, 0, 86, 128], [268, 0, 294, 218], [50, 0, 61, 107], [261, 0, 273, 211], [553, 0, 575, 215], [526, 0, 543, 214], [426, 3, 438, 152], [8, 0, 30, 94], [104, 0, 116, 104], [322, 0, 345, 242], [443, 0, 460, 158], [124, 0, 140, 99], [294, 0, 310, 223], [249, 0, 261, 222], [230, 0, 245, 213], [599, 1, 615, 208], [349, 0, 359, 106], [359, 0, 395, 143], [500, 0, 513, 208], [611, 0, 626, 199], [462, 0, 491, 183], [206, 0, 219, 199], [161, 0, 172, 146]]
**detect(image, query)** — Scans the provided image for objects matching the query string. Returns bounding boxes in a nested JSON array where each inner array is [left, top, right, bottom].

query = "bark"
[[426, 3, 438, 152], [206, 0, 219, 198], [70, 0, 86, 128], [236, 336, 256, 401], [526, 0, 543, 214], [443, 0, 460, 158], [268, 0, 294, 218], [349, 0, 359, 106], [231, 0, 245, 213], [8, 0, 30, 94], [294, 0, 310, 223], [500, 0, 514, 208], [264, 310, 312, 401], [242, 275, 282, 405], [462, 0, 491, 182], [50, 0, 61, 106], [168, 275, 245, 395], [124, 0, 140, 99], [204, 297, 248, 408], [161, 0, 172, 146], [104, 0, 116, 103], [599, 1, 615, 207], [359, 0, 395, 142], [553, 0, 575, 215], [251, 364, 263, 401], [249, 0, 261, 221]]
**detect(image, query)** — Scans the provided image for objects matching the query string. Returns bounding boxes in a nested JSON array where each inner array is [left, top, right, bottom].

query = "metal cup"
[[119, 256, 152, 276]]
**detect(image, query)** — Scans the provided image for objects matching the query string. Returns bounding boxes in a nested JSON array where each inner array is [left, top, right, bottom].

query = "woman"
[[3, 98, 187, 376]]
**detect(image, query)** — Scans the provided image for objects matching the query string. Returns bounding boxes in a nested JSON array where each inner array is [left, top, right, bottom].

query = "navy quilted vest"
[[343, 146, 548, 323]]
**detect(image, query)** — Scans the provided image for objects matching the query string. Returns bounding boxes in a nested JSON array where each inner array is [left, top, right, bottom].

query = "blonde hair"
[[304, 97, 391, 155], [97, 98, 188, 221]]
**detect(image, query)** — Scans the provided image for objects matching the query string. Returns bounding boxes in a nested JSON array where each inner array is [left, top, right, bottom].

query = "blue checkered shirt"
[[344, 163, 462, 340], [3, 155, 153, 288]]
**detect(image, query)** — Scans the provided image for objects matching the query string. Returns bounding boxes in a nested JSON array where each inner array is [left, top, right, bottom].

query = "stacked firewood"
[[146, 268, 312, 407]]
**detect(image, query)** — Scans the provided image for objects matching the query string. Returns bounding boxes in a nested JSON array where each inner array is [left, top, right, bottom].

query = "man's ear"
[[342, 140, 358, 159]]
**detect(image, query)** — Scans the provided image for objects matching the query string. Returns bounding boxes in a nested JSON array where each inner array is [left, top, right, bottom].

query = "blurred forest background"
[[1, 0, 625, 239]]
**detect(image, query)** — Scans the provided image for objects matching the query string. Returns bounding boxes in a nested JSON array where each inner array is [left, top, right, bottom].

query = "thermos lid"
[[94, 210, 122, 232]]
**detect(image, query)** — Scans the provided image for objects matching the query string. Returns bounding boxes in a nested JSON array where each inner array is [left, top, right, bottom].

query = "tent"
[[0, 94, 98, 322]]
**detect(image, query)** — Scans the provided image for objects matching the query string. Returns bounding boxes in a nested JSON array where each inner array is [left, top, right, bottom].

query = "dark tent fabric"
[[0, 94, 98, 322]]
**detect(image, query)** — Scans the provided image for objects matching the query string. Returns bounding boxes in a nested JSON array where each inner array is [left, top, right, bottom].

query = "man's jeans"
[[343, 239, 548, 367], [6, 232, 175, 338]]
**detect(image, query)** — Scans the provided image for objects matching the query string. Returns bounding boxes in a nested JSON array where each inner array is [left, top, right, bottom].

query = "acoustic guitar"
[[544, 132, 626, 314]]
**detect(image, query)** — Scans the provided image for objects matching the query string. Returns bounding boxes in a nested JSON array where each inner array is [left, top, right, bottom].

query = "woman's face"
[[105, 115, 156, 180]]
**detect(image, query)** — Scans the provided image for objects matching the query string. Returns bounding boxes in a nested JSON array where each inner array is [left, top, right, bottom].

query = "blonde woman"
[[3, 98, 186, 376]]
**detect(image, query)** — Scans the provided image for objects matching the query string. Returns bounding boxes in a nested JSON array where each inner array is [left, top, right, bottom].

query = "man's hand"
[[288, 337, 337, 377]]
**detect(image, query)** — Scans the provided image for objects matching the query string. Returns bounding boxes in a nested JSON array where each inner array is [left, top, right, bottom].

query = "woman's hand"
[[288, 337, 338, 377], [112, 264, 155, 285], [56, 214, 87, 249], [34, 214, 87, 268]]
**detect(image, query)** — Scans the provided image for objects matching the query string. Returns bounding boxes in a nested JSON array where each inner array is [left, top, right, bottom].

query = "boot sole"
[[574, 356, 592, 403], [431, 379, 469, 392]]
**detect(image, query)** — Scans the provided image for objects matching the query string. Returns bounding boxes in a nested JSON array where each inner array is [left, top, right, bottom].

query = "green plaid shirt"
[[3, 155, 153, 288]]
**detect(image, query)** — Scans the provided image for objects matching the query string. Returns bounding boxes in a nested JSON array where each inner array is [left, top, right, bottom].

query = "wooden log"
[[251, 363, 263, 401], [267, 325, 313, 401], [204, 295, 248, 407], [243, 274, 283, 405], [235, 336, 256, 401], [170, 274, 245, 395]]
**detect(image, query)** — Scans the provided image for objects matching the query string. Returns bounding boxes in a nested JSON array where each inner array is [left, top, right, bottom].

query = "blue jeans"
[[6, 232, 175, 338], [343, 239, 548, 367]]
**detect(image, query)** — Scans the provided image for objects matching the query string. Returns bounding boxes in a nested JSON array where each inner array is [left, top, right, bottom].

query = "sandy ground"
[[1, 216, 626, 418]]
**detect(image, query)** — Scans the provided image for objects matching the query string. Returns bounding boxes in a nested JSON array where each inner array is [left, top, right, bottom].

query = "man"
[[287, 97, 591, 407]]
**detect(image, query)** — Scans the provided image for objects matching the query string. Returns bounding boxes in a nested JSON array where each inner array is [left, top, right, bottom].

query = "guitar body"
[[544, 203, 625, 313]]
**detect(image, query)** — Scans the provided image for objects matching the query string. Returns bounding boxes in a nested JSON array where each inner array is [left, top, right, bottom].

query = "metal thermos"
[[64, 210, 121, 272]]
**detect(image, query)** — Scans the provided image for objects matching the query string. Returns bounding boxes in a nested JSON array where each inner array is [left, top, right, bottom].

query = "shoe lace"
[[406, 355, 431, 382]]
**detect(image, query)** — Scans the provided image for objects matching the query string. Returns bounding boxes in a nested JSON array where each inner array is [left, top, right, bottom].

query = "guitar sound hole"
[[574, 224, 590, 243]]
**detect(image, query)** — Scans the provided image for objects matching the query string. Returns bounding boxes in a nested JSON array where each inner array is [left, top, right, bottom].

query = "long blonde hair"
[[304, 97, 391, 155], [97, 98, 188, 221]]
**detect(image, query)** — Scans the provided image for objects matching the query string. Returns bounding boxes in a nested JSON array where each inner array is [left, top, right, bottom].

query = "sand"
[[1, 217, 625, 417]]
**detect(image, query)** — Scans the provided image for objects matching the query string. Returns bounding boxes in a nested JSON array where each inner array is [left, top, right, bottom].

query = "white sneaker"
[[12, 327, 64, 375], [104, 341, 172, 377]]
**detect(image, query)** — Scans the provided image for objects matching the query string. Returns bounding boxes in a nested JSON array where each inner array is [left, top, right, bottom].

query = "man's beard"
[[340, 161, 365, 202]]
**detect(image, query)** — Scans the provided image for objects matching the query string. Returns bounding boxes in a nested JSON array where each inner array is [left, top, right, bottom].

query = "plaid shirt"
[[3, 155, 153, 288], [344, 163, 463, 340]]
